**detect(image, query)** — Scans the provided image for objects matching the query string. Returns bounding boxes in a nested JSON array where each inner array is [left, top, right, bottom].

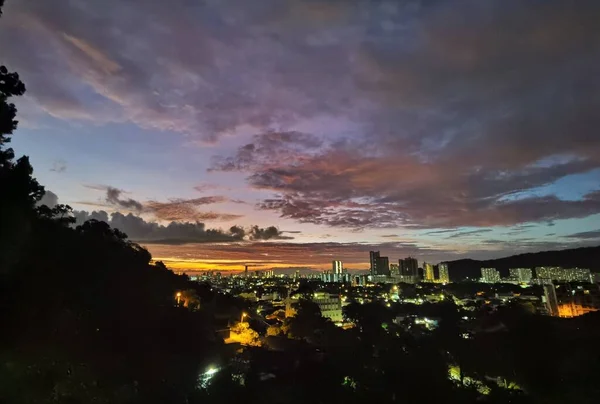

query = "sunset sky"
[[2, 0, 600, 272]]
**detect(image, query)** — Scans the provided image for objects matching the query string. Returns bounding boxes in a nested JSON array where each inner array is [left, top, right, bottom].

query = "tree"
[[266, 324, 282, 336], [0, 24, 44, 272], [230, 322, 261, 346], [343, 301, 393, 335]]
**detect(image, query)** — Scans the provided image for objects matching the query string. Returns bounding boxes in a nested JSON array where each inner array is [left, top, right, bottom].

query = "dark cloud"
[[105, 186, 143, 211], [248, 225, 293, 241], [565, 230, 600, 240], [50, 160, 66, 173], [3, 0, 600, 235], [447, 229, 493, 239], [73, 210, 293, 244], [83, 185, 239, 222], [243, 152, 600, 228], [229, 225, 246, 239], [0, 1, 358, 141], [37, 190, 58, 207], [145, 196, 238, 222], [424, 229, 458, 235], [210, 131, 323, 172], [193, 183, 221, 193], [201, 0, 600, 230]]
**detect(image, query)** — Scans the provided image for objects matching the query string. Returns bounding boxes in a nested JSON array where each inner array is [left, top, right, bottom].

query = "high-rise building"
[[509, 268, 532, 283], [324, 261, 347, 283], [332, 260, 343, 281], [376, 256, 390, 276], [424, 262, 435, 282], [543, 283, 559, 317], [398, 257, 419, 283], [370, 251, 380, 277], [438, 263, 450, 284], [332, 260, 343, 274], [535, 267, 592, 283], [481, 268, 501, 283], [390, 263, 399, 276], [399, 257, 419, 277]]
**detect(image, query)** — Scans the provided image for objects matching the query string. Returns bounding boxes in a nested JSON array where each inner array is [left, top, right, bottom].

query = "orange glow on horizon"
[[151, 258, 369, 272]]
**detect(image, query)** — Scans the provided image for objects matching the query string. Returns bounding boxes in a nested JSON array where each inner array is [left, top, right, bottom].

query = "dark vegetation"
[[1, 3, 600, 403]]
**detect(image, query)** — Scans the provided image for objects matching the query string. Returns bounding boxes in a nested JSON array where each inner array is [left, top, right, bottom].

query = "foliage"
[[266, 324, 282, 336], [230, 322, 261, 346]]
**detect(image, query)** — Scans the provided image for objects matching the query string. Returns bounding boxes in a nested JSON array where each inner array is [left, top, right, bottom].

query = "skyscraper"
[[439, 263, 450, 284], [399, 257, 418, 277], [376, 256, 390, 276], [481, 268, 501, 283], [332, 260, 343, 274], [370, 251, 380, 277], [332, 260, 343, 282], [424, 262, 435, 282]]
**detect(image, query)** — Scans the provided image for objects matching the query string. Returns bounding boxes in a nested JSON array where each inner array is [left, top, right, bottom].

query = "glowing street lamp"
[[241, 312, 247, 323], [176, 292, 182, 305]]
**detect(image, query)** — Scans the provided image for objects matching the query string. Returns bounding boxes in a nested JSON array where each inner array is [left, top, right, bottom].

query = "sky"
[[2, 0, 600, 272]]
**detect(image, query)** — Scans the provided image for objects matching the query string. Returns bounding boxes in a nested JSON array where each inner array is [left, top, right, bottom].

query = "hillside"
[[446, 245, 600, 281]]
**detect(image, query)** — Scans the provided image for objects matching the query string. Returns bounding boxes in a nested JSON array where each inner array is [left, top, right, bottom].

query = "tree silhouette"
[[0, 60, 44, 272]]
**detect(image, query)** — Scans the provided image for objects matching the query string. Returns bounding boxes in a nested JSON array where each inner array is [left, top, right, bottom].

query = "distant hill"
[[446, 245, 600, 281]]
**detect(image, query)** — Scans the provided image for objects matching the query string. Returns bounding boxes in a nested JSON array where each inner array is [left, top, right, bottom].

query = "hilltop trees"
[[0, 4, 222, 399]]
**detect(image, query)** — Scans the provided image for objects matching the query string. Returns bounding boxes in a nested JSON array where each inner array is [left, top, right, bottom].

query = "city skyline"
[[2, 0, 600, 271]]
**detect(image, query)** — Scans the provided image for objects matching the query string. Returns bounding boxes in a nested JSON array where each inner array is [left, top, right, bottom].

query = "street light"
[[176, 292, 182, 305], [241, 312, 247, 323]]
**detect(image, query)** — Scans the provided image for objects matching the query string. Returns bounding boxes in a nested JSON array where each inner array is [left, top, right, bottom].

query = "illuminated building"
[[424, 262, 435, 282], [543, 283, 559, 316], [352, 275, 368, 287], [323, 262, 349, 283], [332, 260, 343, 274], [332, 260, 343, 282], [312, 292, 343, 323], [509, 268, 532, 283], [545, 282, 600, 318], [369, 251, 380, 277], [481, 268, 501, 283], [390, 263, 399, 276], [439, 263, 450, 284], [535, 267, 592, 283]]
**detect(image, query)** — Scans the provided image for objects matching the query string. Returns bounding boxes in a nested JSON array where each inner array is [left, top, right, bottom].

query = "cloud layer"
[[3, 0, 600, 260], [73, 210, 289, 245], [82, 185, 241, 222]]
